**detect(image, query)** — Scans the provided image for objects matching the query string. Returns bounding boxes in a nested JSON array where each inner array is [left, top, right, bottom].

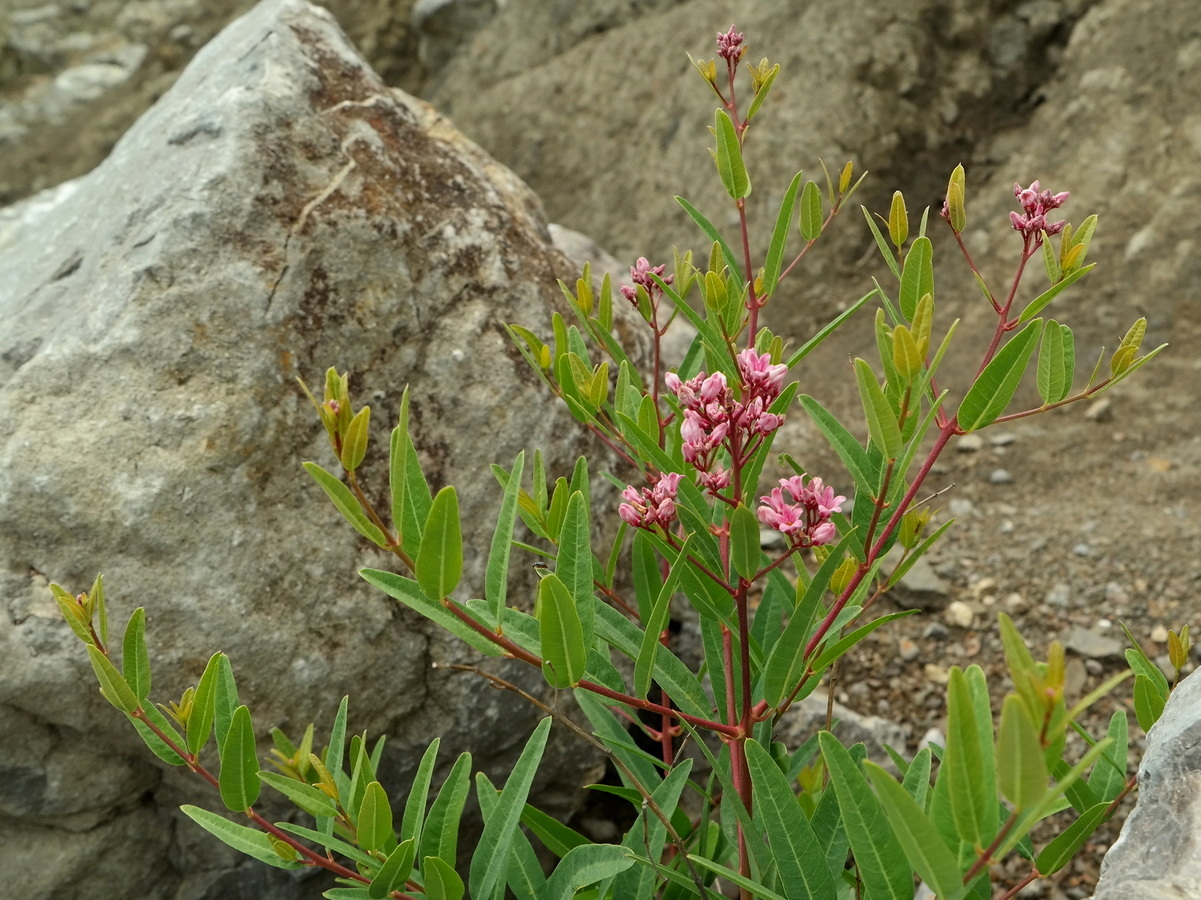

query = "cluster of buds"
[[757, 475, 846, 548], [619, 472, 684, 530], [620, 257, 673, 311], [1010, 180, 1070, 245], [665, 349, 788, 494], [716, 25, 745, 63]]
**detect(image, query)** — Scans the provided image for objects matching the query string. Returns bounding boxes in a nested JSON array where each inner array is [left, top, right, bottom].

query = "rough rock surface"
[[0, 1, 616, 897], [1091, 669, 1201, 900]]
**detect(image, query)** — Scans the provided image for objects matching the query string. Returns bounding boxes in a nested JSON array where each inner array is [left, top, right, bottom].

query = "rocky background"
[[2, 0, 1198, 898]]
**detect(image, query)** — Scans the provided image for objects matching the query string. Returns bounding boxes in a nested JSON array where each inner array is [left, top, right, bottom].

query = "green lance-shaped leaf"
[[362, 569, 505, 658], [605, 759, 693, 899], [898, 235, 933, 322], [1111, 316, 1147, 376], [121, 606, 151, 701], [390, 387, 433, 557], [1133, 673, 1167, 732], [764, 172, 803, 298], [469, 716, 552, 900], [798, 395, 875, 496], [746, 61, 781, 122], [944, 667, 995, 847], [339, 405, 371, 471], [218, 704, 261, 812], [945, 164, 966, 233], [357, 781, 395, 852], [1035, 801, 1111, 876], [863, 761, 966, 900], [888, 190, 909, 247], [423, 751, 472, 866], [258, 770, 338, 819], [555, 490, 595, 645], [996, 694, 1049, 810], [957, 319, 1041, 432], [415, 486, 463, 601], [799, 179, 823, 241], [713, 108, 751, 199], [634, 534, 696, 700], [730, 503, 763, 582], [86, 644, 139, 713], [485, 451, 524, 622], [746, 738, 837, 899], [303, 462, 389, 548], [1088, 711, 1129, 804], [819, 734, 914, 900], [180, 806, 304, 871], [892, 324, 922, 382], [401, 737, 439, 851], [537, 573, 588, 689], [676, 195, 745, 284], [129, 703, 187, 766], [854, 358, 903, 459], [542, 844, 635, 900], [188, 652, 224, 756], [369, 838, 416, 899], [862, 206, 902, 281], [52, 583, 94, 645], [1017, 263, 1095, 322], [423, 856, 465, 900], [1036, 320, 1075, 406]]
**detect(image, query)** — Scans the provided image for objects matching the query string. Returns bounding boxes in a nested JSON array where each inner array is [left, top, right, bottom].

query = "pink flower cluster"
[[1009, 181, 1070, 244], [757, 476, 846, 548], [619, 472, 683, 530], [716, 26, 745, 63], [665, 350, 788, 494], [620, 257, 673, 308]]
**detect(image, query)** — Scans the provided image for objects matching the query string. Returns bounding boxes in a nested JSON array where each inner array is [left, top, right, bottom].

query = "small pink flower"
[[1010, 181, 1070, 244], [736, 349, 788, 402], [716, 25, 744, 62], [621, 257, 673, 309], [757, 475, 845, 548], [618, 472, 684, 530]]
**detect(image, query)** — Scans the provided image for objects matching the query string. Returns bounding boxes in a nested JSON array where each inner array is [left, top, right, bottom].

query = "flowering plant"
[[55, 25, 1177, 900]]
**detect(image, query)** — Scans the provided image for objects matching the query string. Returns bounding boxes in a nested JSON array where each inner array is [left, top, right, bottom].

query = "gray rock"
[[0, 1, 623, 896], [1092, 668, 1201, 900], [989, 468, 1014, 484], [1062, 626, 1124, 660], [886, 547, 951, 610], [412, 0, 499, 68]]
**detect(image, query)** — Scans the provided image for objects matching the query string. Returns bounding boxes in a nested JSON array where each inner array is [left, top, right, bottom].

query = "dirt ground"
[[754, 245, 1200, 897]]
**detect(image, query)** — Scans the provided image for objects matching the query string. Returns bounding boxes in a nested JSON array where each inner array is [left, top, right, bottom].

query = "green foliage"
[[52, 23, 1165, 900]]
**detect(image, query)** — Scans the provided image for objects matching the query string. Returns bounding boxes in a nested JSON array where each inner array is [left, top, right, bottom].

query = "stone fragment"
[[989, 468, 1014, 484], [1062, 626, 1124, 660], [945, 600, 974, 628], [1085, 397, 1113, 421], [957, 434, 985, 453], [886, 548, 950, 610]]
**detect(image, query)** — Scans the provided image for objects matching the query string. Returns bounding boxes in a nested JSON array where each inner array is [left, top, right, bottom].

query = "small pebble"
[[920, 727, 945, 750], [924, 663, 949, 684], [1072, 543, 1092, 556], [1151, 623, 1170, 643], [1046, 582, 1071, 608], [949, 498, 976, 517], [989, 468, 1014, 484], [923, 622, 949, 640], [969, 577, 998, 596], [1085, 659, 1104, 676], [957, 434, 985, 453], [1084, 397, 1112, 421], [899, 637, 921, 661], [989, 431, 1017, 447], [876, 698, 891, 715], [1003, 592, 1029, 613], [760, 528, 786, 551], [945, 600, 974, 628]]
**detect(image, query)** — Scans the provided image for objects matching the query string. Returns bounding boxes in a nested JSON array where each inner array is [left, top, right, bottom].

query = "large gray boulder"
[[0, 1, 621, 897], [1092, 669, 1201, 899]]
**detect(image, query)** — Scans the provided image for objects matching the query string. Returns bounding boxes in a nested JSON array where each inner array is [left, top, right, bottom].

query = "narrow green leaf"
[[944, 668, 994, 847], [820, 734, 914, 900], [956, 319, 1041, 432], [861, 205, 901, 281], [212, 654, 239, 752], [369, 838, 416, 899], [538, 573, 588, 688], [1133, 673, 1166, 732], [714, 109, 751, 199], [258, 770, 338, 819], [1087, 712, 1129, 803], [1018, 264, 1096, 322], [854, 358, 903, 458], [675, 195, 744, 283], [556, 490, 595, 645], [218, 705, 261, 812], [390, 390, 432, 556], [746, 62, 780, 122], [275, 821, 374, 868], [902, 746, 933, 810], [52, 584, 93, 645], [187, 653, 223, 756], [785, 289, 877, 369], [810, 609, 918, 673], [85, 644, 139, 713], [862, 761, 965, 900], [129, 703, 188, 766], [798, 394, 874, 492], [415, 486, 463, 600], [634, 535, 696, 700], [606, 759, 693, 899], [799, 180, 823, 241], [180, 805, 303, 870], [543, 844, 635, 900], [469, 717, 552, 900], [423, 751, 472, 866], [573, 691, 661, 792], [361, 569, 504, 657], [996, 694, 1048, 810], [485, 451, 524, 621], [340, 405, 371, 471], [730, 503, 762, 581], [746, 739, 837, 899], [520, 803, 589, 859], [685, 855, 788, 900], [401, 738, 439, 851], [1035, 802, 1111, 876], [358, 781, 394, 852], [898, 236, 934, 321], [303, 462, 389, 548], [764, 173, 802, 297], [1122, 631, 1171, 701], [121, 607, 151, 701], [422, 855, 465, 900], [319, 695, 349, 833]]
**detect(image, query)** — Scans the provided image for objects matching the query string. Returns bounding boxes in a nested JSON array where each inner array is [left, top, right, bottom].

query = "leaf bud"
[[830, 557, 858, 598], [899, 506, 933, 549], [944, 164, 966, 233], [888, 191, 909, 248]]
